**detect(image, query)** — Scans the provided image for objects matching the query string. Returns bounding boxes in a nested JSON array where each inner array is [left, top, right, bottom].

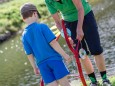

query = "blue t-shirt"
[[22, 22, 62, 65]]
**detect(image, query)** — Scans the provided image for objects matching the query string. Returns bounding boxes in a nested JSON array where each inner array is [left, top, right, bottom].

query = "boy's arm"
[[27, 54, 40, 76], [50, 39, 71, 63]]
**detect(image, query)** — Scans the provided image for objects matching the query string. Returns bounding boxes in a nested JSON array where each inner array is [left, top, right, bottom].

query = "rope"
[[40, 78, 44, 86], [62, 19, 87, 86]]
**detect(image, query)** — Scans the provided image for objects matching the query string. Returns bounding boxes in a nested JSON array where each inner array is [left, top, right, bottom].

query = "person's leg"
[[94, 54, 112, 86], [81, 11, 103, 85], [58, 76, 71, 86], [80, 55, 94, 74], [47, 81, 58, 86], [94, 54, 106, 72], [82, 11, 111, 85], [65, 19, 97, 84], [94, 54, 108, 80], [80, 55, 98, 84]]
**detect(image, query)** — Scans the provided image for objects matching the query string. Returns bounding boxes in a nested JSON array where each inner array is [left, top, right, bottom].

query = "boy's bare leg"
[[80, 55, 94, 74], [58, 76, 71, 86], [94, 54, 106, 72], [47, 81, 58, 86]]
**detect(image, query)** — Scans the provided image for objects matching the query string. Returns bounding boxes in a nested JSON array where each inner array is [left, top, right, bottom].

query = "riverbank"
[[0, 0, 48, 43]]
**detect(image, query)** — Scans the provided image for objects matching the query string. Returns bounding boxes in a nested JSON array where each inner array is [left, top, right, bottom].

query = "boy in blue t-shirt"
[[20, 3, 71, 86]]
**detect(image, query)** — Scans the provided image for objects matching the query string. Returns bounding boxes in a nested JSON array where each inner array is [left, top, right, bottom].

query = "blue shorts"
[[38, 60, 69, 84], [64, 10, 103, 55]]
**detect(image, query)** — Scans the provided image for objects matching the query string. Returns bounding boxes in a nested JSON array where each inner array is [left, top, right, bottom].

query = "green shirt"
[[45, 0, 91, 22]]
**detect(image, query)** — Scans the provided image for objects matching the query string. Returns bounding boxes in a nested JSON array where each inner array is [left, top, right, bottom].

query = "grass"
[[110, 77, 115, 85], [0, 0, 49, 34], [0, 0, 106, 35]]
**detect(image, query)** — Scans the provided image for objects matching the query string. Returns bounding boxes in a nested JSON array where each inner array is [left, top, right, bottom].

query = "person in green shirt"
[[45, 0, 112, 86]]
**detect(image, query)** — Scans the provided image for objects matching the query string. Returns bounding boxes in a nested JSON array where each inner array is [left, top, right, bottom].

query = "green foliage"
[[110, 77, 115, 85], [0, 0, 49, 34]]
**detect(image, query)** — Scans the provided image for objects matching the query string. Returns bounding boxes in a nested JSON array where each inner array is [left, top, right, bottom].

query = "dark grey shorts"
[[64, 11, 103, 55]]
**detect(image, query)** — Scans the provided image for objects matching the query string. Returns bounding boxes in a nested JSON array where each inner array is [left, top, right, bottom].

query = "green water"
[[0, 0, 115, 86], [0, 36, 33, 86]]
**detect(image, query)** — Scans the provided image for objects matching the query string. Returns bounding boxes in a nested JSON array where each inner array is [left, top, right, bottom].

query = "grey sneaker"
[[103, 79, 112, 86], [90, 82, 100, 86]]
